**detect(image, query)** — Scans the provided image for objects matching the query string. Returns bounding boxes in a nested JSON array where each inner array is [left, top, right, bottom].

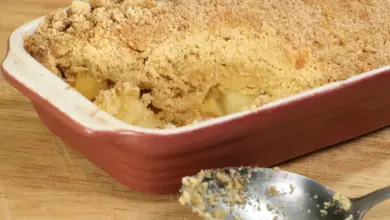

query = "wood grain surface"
[[0, 1, 389, 219]]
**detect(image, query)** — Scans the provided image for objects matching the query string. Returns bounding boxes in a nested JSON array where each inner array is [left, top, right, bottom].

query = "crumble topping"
[[266, 186, 281, 197], [179, 168, 252, 220], [25, 0, 390, 128], [332, 192, 352, 211]]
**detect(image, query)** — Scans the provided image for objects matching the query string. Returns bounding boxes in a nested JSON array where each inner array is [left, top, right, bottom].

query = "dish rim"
[[3, 16, 390, 136]]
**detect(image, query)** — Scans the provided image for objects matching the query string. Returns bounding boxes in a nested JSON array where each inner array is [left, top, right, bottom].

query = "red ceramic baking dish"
[[2, 16, 390, 195]]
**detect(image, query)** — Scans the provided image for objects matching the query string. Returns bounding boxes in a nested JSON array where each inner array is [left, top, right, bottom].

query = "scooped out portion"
[[24, 0, 390, 128]]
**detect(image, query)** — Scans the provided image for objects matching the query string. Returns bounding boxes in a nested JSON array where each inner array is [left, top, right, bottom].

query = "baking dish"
[[2, 16, 390, 195]]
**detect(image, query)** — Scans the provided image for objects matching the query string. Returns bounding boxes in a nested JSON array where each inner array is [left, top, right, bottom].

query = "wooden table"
[[0, 1, 389, 219]]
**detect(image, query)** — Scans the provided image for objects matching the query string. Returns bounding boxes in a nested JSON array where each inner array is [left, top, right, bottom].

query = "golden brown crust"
[[24, 0, 390, 128]]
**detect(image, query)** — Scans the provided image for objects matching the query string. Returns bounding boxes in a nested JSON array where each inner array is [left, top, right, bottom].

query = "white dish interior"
[[3, 16, 390, 135]]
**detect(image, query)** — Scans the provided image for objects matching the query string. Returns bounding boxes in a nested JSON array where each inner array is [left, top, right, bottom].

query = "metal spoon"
[[179, 167, 390, 220]]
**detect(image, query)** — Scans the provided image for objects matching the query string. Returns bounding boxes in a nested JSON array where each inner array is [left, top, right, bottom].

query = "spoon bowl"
[[179, 167, 390, 220]]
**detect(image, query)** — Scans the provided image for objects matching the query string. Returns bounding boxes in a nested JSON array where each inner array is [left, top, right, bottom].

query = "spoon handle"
[[352, 186, 390, 218]]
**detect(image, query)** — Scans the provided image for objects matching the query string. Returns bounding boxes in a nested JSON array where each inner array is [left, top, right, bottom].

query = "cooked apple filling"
[[24, 0, 390, 128]]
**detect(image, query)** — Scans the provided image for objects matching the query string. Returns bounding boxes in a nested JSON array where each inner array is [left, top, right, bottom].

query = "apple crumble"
[[25, 0, 390, 128]]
